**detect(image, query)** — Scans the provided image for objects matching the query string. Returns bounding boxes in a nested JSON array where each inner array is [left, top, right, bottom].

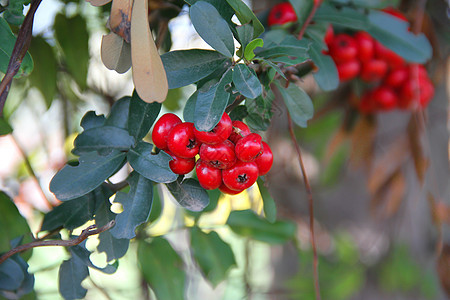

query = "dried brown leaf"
[[429, 193, 450, 226], [325, 128, 348, 164], [408, 114, 429, 184], [437, 244, 450, 298], [86, 0, 111, 6], [370, 169, 405, 218], [350, 115, 376, 169], [110, 0, 133, 43], [101, 32, 132, 74], [131, 0, 168, 103]]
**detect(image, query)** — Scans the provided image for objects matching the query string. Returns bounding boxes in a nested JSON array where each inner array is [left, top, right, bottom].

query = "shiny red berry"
[[194, 113, 232, 145], [328, 34, 358, 63], [219, 183, 244, 195], [235, 133, 263, 162], [384, 67, 409, 88], [152, 113, 182, 150], [354, 31, 374, 62], [229, 120, 251, 144], [374, 41, 404, 69], [199, 140, 236, 169], [254, 141, 273, 176], [196, 160, 222, 190], [167, 122, 200, 158], [336, 59, 360, 81], [222, 161, 259, 191], [372, 86, 398, 111], [165, 151, 195, 175], [360, 59, 388, 82], [324, 24, 334, 46], [267, 2, 298, 27]]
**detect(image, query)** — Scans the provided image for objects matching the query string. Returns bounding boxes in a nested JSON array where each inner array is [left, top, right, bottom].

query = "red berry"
[[167, 122, 200, 158], [199, 140, 236, 169], [374, 41, 404, 69], [372, 86, 398, 111], [336, 59, 360, 81], [196, 160, 222, 190], [152, 113, 182, 150], [267, 2, 298, 27], [222, 161, 259, 191], [384, 67, 409, 88], [194, 113, 232, 145], [235, 133, 263, 162], [165, 151, 195, 175], [328, 34, 358, 63], [382, 7, 408, 21], [354, 31, 374, 62], [219, 183, 244, 195], [419, 80, 434, 108], [229, 120, 251, 144], [360, 59, 388, 82], [324, 24, 334, 46], [254, 141, 273, 176]]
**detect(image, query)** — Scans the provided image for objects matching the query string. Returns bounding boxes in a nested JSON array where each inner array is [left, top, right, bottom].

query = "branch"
[[287, 112, 321, 300], [225, 95, 245, 113], [0, 0, 43, 117], [0, 220, 115, 265], [297, 0, 323, 40]]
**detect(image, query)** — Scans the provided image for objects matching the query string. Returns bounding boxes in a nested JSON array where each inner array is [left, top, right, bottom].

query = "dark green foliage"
[[232, 64, 262, 99], [308, 41, 339, 91], [166, 178, 210, 212]]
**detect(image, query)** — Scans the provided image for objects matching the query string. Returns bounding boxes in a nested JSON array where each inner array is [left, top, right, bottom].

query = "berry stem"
[[287, 112, 321, 300], [297, 0, 323, 40]]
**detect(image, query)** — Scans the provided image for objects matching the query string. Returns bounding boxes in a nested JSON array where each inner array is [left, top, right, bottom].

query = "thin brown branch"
[[225, 95, 245, 113], [0, 0, 43, 117], [297, 0, 323, 40], [287, 112, 321, 300], [0, 220, 115, 265]]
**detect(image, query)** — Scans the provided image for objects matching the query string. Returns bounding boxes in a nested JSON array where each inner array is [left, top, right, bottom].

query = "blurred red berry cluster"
[[152, 113, 273, 195]]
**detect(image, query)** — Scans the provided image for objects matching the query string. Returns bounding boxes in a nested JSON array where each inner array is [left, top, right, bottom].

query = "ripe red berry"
[[354, 31, 374, 62], [219, 183, 244, 195], [235, 133, 263, 162], [196, 160, 222, 190], [199, 140, 236, 169], [384, 67, 409, 88], [167, 122, 200, 158], [254, 141, 273, 176], [267, 2, 298, 27], [419, 79, 434, 108], [336, 59, 360, 81], [222, 161, 259, 191], [371, 86, 398, 111], [229, 120, 251, 144], [194, 113, 232, 145], [360, 59, 388, 82], [324, 25, 334, 47], [328, 34, 358, 63], [374, 41, 404, 69], [152, 113, 182, 150], [166, 151, 195, 175]]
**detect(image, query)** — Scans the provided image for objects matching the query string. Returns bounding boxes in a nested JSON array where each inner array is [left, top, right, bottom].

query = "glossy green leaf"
[[161, 49, 229, 89], [104, 96, 131, 129], [227, 210, 296, 244], [225, 0, 264, 38], [232, 64, 262, 99], [255, 35, 310, 59], [54, 14, 89, 90], [289, 0, 313, 25], [236, 24, 254, 49], [69, 243, 117, 274], [194, 69, 232, 131], [367, 10, 432, 63], [183, 91, 198, 123], [0, 18, 33, 77], [79, 111, 106, 130], [127, 142, 177, 183], [58, 255, 89, 300], [110, 172, 154, 239], [314, 4, 369, 30], [257, 58, 287, 80], [244, 38, 263, 61], [50, 150, 127, 201], [278, 83, 314, 128], [308, 41, 339, 91], [190, 1, 235, 57], [166, 178, 210, 212], [148, 184, 163, 222], [138, 237, 185, 300], [0, 117, 12, 136], [229, 105, 248, 121], [185, 0, 235, 21], [0, 258, 24, 290], [190, 227, 236, 287], [257, 178, 276, 223], [73, 126, 135, 155]]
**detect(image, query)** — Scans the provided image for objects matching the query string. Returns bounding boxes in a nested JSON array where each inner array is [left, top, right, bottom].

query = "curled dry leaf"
[[110, 0, 133, 43], [86, 0, 112, 6], [131, 0, 168, 103], [408, 114, 429, 185], [101, 32, 132, 74], [350, 115, 376, 169]]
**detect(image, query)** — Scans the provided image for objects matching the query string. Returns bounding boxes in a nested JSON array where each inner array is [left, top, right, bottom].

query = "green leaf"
[[308, 41, 339, 91], [255, 35, 310, 59], [73, 126, 135, 155], [289, 0, 313, 25], [244, 38, 263, 61], [79, 111, 105, 130], [190, 1, 235, 57], [190, 227, 236, 287], [50, 151, 127, 201], [225, 0, 264, 38], [28, 36, 57, 108], [236, 24, 254, 49], [0, 117, 13, 136], [54, 14, 89, 90], [257, 178, 277, 223], [314, 4, 369, 30], [229, 105, 248, 121], [104, 96, 131, 129], [161, 49, 229, 89], [277, 83, 314, 128], [148, 185, 163, 222], [58, 255, 89, 300], [127, 142, 177, 183], [367, 10, 432, 63], [69, 243, 117, 274], [185, 0, 235, 21], [166, 178, 210, 212], [0, 18, 33, 77], [227, 210, 296, 244], [257, 58, 287, 80], [0, 258, 24, 290], [232, 64, 262, 99], [110, 172, 154, 239], [194, 69, 232, 131], [138, 237, 185, 300], [183, 91, 198, 123]]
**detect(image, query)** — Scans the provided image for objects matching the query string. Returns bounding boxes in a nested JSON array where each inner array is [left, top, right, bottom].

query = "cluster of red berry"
[[152, 113, 273, 195], [324, 11, 434, 113]]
